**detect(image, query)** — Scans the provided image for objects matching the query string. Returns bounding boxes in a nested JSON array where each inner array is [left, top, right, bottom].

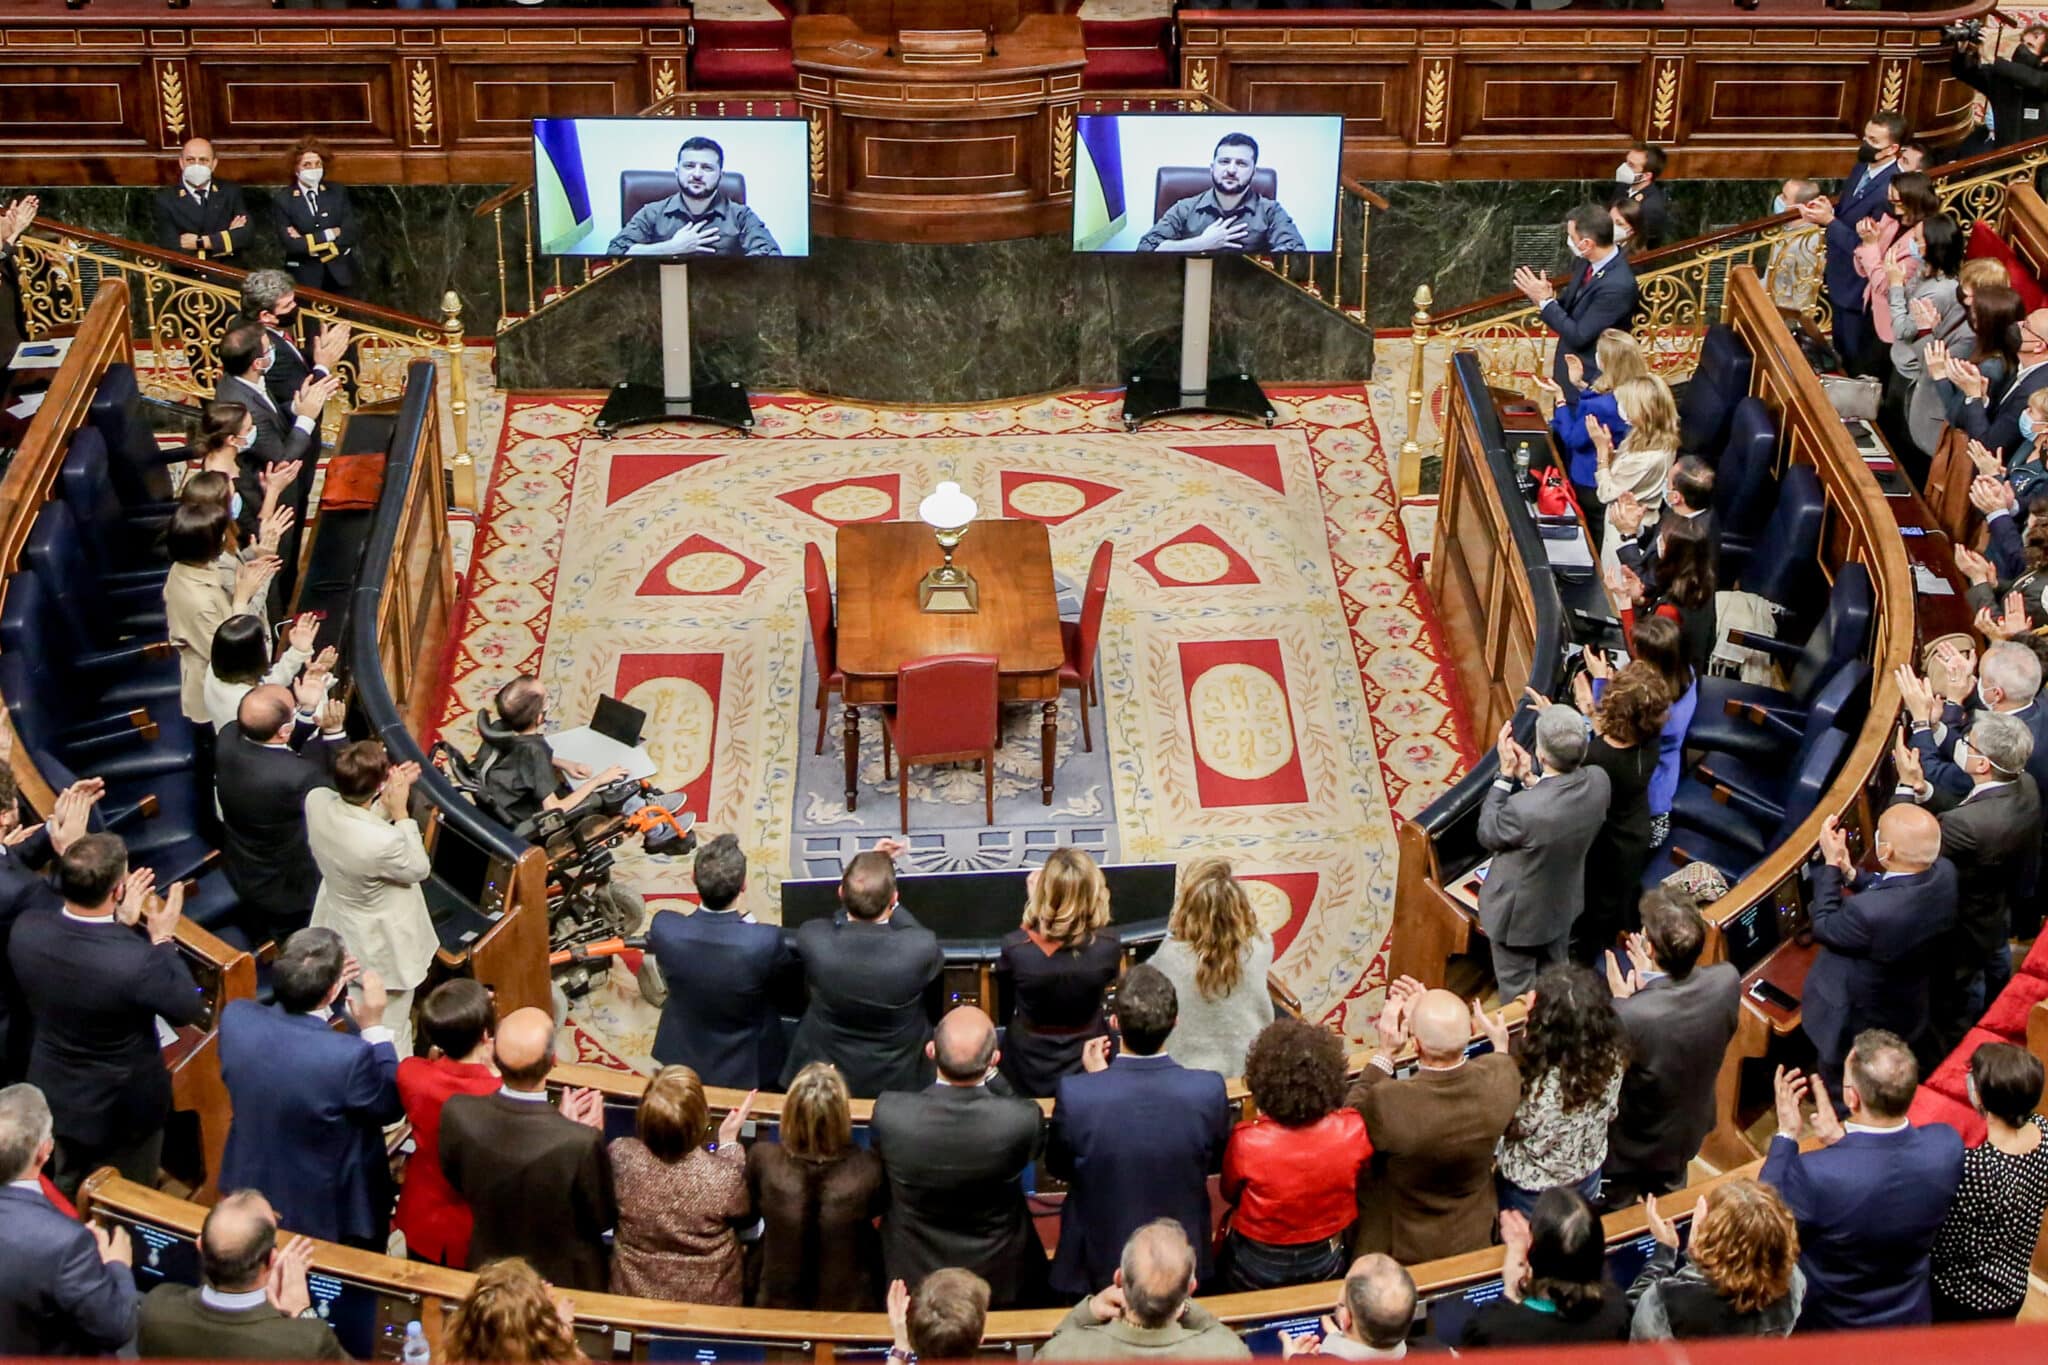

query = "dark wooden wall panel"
[[1459, 61, 1645, 140], [0, 64, 146, 142]]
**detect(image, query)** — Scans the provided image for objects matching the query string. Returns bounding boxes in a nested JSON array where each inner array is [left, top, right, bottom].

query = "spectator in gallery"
[[1532, 327, 1645, 524], [997, 846, 1123, 1098], [154, 137, 250, 263], [1588, 616, 1698, 849], [1608, 198, 1647, 259], [609, 1065, 754, 1304], [1459, 1187, 1631, 1347], [1626, 1178, 1804, 1340], [1495, 964, 1628, 1216], [275, 138, 362, 297], [1609, 142, 1671, 248], [441, 1258, 582, 1365], [1586, 376, 1678, 573], [136, 1190, 349, 1361], [393, 978, 501, 1270], [164, 497, 281, 727], [750, 1061, 886, 1311], [1046, 964, 1231, 1300], [886, 1269, 991, 1364], [233, 268, 349, 413], [0, 1082, 138, 1359], [1798, 112, 1907, 376], [1035, 1220, 1250, 1361], [1219, 1017, 1372, 1291], [1149, 856, 1274, 1078], [1514, 203, 1640, 389], [1475, 706, 1612, 998], [1853, 171, 1941, 361], [648, 833, 792, 1089], [1903, 262, 2014, 461], [1275, 1255, 1421, 1361], [1929, 1042, 2048, 1321]]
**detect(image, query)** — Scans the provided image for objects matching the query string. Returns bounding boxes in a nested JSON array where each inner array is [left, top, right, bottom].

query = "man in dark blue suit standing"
[[0, 1082, 138, 1357], [218, 927, 403, 1249], [0, 775, 101, 1084], [1045, 964, 1230, 1299], [1800, 808, 1955, 1091], [648, 834, 793, 1088], [1512, 205, 1639, 388], [1761, 1033, 1964, 1331], [1797, 112, 1906, 375]]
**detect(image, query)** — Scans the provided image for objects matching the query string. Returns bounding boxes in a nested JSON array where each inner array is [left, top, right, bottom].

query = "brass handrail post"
[[1357, 199, 1371, 325], [441, 290, 474, 511], [521, 189, 537, 318], [1332, 191, 1345, 313], [1400, 284, 1433, 502], [492, 205, 509, 328]]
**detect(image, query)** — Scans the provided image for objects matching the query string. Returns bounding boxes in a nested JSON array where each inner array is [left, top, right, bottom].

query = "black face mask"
[[1856, 141, 1882, 164]]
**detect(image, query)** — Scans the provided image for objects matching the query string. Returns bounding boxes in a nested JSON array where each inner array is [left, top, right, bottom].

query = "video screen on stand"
[[532, 116, 812, 259], [1070, 113, 1342, 256]]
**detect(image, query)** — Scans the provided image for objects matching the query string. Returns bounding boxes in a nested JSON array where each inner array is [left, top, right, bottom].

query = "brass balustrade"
[[8, 221, 476, 509]]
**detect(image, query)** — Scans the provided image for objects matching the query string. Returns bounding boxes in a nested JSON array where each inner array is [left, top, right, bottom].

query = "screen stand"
[[593, 262, 754, 439], [1119, 256, 1277, 432]]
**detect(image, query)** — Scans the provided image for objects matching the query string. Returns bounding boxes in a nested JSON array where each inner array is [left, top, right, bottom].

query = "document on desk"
[[548, 725, 658, 781], [1543, 531, 1595, 570], [8, 337, 71, 371], [1913, 564, 1956, 597], [5, 391, 43, 420]]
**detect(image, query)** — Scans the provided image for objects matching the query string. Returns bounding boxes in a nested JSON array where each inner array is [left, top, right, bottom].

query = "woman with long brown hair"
[[996, 847, 1123, 1097], [1628, 1177, 1804, 1338], [1150, 857, 1274, 1078], [607, 1066, 753, 1304], [749, 1061, 885, 1311], [442, 1258, 584, 1364], [1497, 964, 1629, 1216], [1571, 660, 1670, 958]]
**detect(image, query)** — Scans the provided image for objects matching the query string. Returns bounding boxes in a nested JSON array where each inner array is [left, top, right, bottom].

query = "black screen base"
[[593, 380, 754, 439], [1120, 372, 1278, 432]]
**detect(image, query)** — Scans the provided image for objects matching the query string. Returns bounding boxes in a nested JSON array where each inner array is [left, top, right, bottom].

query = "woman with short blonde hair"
[[1628, 1177, 1804, 1338], [749, 1062, 886, 1310], [999, 847, 1124, 1096], [442, 1258, 583, 1364], [607, 1065, 751, 1304], [1149, 857, 1274, 1078], [1535, 327, 1647, 543]]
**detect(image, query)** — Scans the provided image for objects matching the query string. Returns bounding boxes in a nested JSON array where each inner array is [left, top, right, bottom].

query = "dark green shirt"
[[607, 190, 782, 257], [1136, 187, 1305, 254]]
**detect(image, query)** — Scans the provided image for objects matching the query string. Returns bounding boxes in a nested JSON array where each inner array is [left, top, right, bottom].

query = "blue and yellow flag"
[[1073, 116, 1127, 251], [534, 120, 594, 255]]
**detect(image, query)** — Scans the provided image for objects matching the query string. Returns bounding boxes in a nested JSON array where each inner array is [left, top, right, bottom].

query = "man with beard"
[[1953, 22, 2048, 152], [1137, 131, 1304, 254], [607, 136, 782, 257]]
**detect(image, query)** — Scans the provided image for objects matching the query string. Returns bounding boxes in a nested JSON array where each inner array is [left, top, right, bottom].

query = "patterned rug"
[[434, 389, 1472, 1063]]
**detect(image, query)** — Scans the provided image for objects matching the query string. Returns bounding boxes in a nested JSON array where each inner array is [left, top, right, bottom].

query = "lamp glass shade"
[[918, 481, 979, 532]]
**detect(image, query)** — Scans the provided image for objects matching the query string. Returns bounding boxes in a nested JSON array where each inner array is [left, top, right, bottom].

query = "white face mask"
[[1613, 221, 1633, 243], [230, 491, 244, 521], [1616, 162, 1639, 185], [1771, 195, 1788, 214], [182, 163, 212, 191], [298, 168, 323, 191], [1566, 236, 1585, 260]]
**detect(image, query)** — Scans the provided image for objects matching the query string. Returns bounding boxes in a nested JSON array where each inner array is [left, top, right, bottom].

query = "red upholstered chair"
[[803, 542, 842, 755], [1060, 540, 1113, 751], [691, 3, 799, 91], [880, 653, 1000, 831], [1080, 19, 1173, 91]]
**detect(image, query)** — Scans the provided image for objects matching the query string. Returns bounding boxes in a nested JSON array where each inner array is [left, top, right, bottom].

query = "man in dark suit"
[[1932, 304, 2048, 458], [1899, 642, 2048, 801], [1600, 889, 1741, 1205], [1046, 963, 1230, 1299], [1512, 205, 1639, 387], [218, 927, 403, 1250], [1609, 142, 1671, 248], [1892, 710, 2042, 1054], [1346, 979, 1521, 1264], [0, 1083, 138, 1357], [1612, 456, 1715, 600], [1475, 705, 1613, 998], [0, 774, 100, 1083], [1801, 808, 1957, 1092], [153, 138, 251, 263], [216, 324, 333, 610], [439, 1005, 615, 1291], [781, 846, 944, 1097], [137, 1190, 348, 1360], [871, 1005, 1048, 1309], [1761, 1032, 1964, 1330], [9, 834, 205, 1196], [216, 686, 345, 946], [233, 270, 349, 414], [1797, 112, 1906, 375], [648, 834, 792, 1088]]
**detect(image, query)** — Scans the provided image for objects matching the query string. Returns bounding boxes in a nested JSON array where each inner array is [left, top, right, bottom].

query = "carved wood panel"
[[0, 63, 150, 145], [1455, 58, 1646, 140], [445, 62, 640, 145]]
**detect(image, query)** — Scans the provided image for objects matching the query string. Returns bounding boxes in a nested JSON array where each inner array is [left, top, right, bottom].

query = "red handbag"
[[1534, 465, 1580, 519]]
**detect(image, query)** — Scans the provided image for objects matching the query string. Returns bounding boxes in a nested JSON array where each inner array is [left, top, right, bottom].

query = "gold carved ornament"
[[1052, 106, 1074, 189], [653, 60, 680, 103], [409, 62, 436, 143], [1878, 60, 1906, 114], [157, 64, 187, 143], [1189, 62, 1211, 94], [1421, 61, 1449, 143], [1650, 61, 1679, 140], [808, 111, 826, 191]]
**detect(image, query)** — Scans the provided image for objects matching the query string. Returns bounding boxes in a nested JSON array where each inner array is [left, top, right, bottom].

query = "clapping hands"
[[1512, 265, 1555, 307]]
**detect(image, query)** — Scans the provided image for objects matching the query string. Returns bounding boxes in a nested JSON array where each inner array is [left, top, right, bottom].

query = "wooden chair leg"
[[814, 688, 828, 756], [900, 760, 911, 833], [1077, 682, 1092, 752], [983, 753, 994, 824], [881, 725, 893, 780]]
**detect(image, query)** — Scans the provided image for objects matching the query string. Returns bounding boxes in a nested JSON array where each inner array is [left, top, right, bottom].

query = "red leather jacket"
[[1221, 1107, 1372, 1245], [393, 1055, 500, 1265]]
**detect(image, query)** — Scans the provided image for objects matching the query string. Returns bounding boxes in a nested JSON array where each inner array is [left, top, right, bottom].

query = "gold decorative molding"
[[1051, 104, 1074, 190], [652, 58, 679, 103], [1878, 58, 1906, 114], [407, 59, 436, 145], [807, 108, 826, 193], [1419, 58, 1450, 145], [1649, 57, 1680, 141], [155, 60, 187, 144], [1187, 59, 1212, 95]]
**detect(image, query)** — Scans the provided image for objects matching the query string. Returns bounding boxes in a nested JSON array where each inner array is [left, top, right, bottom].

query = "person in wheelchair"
[[475, 675, 628, 830]]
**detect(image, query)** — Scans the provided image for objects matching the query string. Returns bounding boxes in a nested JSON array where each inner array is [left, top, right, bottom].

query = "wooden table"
[[835, 519, 1065, 809]]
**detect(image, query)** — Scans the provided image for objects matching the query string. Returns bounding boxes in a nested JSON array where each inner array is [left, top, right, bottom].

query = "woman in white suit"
[[306, 740, 438, 1056]]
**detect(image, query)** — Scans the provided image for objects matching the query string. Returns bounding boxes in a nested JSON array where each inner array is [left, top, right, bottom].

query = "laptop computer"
[[592, 694, 646, 747]]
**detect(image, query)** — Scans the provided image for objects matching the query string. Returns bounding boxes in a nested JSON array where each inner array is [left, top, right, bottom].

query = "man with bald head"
[[870, 1005, 1048, 1308], [137, 1189, 346, 1359], [215, 681, 346, 945], [154, 137, 250, 262], [1276, 1254, 1419, 1360], [1038, 1220, 1248, 1359], [1344, 977, 1520, 1264], [1802, 809, 1957, 1091], [439, 1006, 615, 1290]]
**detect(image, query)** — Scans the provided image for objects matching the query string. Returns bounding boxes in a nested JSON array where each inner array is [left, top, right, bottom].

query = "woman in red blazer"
[[394, 979, 500, 1266]]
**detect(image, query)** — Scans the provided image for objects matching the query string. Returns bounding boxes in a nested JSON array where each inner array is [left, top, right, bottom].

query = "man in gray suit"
[[1476, 705, 1611, 998], [1600, 888, 1741, 1206]]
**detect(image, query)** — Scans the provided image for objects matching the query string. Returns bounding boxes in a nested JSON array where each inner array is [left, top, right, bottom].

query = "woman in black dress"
[[997, 847, 1122, 1098], [1571, 660, 1670, 962], [1461, 1186, 1632, 1348], [1930, 1042, 2048, 1321]]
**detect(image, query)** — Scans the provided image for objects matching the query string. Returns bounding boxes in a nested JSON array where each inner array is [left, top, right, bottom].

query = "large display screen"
[[1071, 114, 1343, 255], [532, 117, 811, 259]]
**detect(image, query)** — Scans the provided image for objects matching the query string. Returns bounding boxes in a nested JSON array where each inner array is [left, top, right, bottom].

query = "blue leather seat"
[[1644, 727, 1850, 888], [59, 426, 171, 589], [1711, 398, 1780, 581], [1687, 563, 1875, 762], [1678, 324, 1755, 460], [0, 566, 180, 710], [87, 362, 186, 511], [22, 500, 168, 643], [1733, 463, 1825, 619], [0, 650, 196, 790]]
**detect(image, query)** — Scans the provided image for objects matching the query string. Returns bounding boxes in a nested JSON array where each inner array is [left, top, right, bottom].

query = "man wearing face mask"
[[218, 324, 337, 610], [1896, 640, 2048, 803], [1801, 807, 1956, 1094], [234, 270, 351, 414], [1798, 113, 1907, 377], [154, 138, 250, 263], [1607, 143, 1670, 249], [1890, 710, 2041, 1056], [1511, 205, 1640, 389], [1953, 23, 2048, 152], [607, 137, 782, 257]]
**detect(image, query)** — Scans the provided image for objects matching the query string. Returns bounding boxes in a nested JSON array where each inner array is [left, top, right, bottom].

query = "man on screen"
[[606, 136, 782, 258], [1136, 131, 1305, 255]]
